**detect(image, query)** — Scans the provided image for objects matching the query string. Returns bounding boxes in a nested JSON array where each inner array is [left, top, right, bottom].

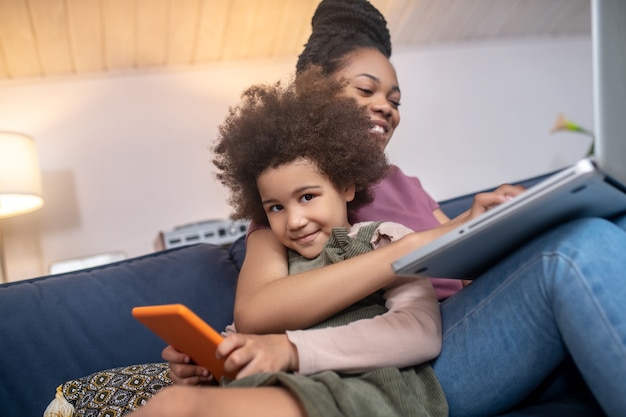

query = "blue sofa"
[[0, 172, 604, 417]]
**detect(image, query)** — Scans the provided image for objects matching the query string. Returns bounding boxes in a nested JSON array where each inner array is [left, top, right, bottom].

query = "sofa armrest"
[[0, 243, 238, 417]]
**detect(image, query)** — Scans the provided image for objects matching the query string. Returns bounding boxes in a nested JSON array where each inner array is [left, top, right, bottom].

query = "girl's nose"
[[287, 209, 307, 230]]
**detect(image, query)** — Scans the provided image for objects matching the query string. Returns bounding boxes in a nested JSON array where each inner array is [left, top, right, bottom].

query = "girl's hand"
[[162, 345, 214, 385], [217, 333, 299, 379]]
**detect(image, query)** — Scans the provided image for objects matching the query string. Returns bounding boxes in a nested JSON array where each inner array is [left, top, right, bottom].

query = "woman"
[[224, 1, 626, 416]]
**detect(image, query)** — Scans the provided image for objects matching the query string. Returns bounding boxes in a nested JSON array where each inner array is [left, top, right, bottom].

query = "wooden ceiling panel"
[[194, 0, 230, 63], [0, 0, 591, 82], [102, 0, 135, 70], [67, 0, 104, 73], [167, 0, 201, 66], [246, 0, 286, 60], [220, 0, 261, 61], [374, 0, 415, 44], [270, 0, 317, 57], [136, 0, 168, 67], [0, 0, 41, 78], [28, 0, 73, 75], [0, 45, 8, 79]]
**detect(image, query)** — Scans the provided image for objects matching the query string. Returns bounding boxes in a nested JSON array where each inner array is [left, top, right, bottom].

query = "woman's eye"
[[300, 194, 314, 202], [357, 87, 373, 95]]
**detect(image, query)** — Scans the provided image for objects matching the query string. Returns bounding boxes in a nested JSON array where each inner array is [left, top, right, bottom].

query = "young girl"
[[131, 67, 447, 417]]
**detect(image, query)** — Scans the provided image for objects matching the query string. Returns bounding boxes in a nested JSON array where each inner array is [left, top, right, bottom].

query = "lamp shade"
[[0, 132, 44, 218]]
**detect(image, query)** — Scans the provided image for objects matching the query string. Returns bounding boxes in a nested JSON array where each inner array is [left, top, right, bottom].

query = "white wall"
[[0, 36, 593, 281], [389, 37, 593, 200]]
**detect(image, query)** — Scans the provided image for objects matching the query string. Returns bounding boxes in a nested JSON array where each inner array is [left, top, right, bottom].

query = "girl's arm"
[[220, 276, 440, 379], [288, 275, 441, 374], [286, 222, 440, 374], [235, 225, 450, 334]]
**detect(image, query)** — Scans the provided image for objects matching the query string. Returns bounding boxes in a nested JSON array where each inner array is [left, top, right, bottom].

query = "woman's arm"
[[432, 208, 450, 224], [236, 185, 523, 334]]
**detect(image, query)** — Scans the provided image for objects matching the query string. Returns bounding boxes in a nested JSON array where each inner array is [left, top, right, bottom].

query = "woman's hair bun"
[[296, 0, 391, 73], [311, 0, 391, 57]]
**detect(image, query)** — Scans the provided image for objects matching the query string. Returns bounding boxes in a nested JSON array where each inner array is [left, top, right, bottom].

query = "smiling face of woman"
[[335, 48, 401, 150]]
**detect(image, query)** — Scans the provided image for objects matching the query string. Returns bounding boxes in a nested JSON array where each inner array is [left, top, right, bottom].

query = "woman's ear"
[[344, 184, 356, 202]]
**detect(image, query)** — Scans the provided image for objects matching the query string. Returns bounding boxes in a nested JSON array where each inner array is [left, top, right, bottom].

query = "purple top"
[[349, 165, 463, 300]]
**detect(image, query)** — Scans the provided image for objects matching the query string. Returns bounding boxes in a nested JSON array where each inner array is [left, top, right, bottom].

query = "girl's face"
[[257, 158, 355, 260], [335, 48, 401, 149]]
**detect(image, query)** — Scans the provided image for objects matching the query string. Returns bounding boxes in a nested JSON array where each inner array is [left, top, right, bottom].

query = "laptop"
[[392, 0, 626, 280]]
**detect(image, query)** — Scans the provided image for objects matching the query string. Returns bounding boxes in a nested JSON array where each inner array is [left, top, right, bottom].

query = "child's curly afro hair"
[[212, 66, 389, 225]]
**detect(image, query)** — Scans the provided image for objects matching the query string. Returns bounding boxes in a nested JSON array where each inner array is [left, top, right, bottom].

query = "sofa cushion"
[[43, 362, 171, 417], [0, 243, 238, 417]]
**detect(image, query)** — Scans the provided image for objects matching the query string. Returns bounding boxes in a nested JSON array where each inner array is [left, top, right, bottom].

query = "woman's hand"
[[473, 183, 525, 213], [162, 345, 215, 386], [457, 184, 526, 224], [218, 333, 299, 379]]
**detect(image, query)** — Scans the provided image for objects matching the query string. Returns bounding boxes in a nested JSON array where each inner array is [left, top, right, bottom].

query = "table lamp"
[[0, 132, 45, 282]]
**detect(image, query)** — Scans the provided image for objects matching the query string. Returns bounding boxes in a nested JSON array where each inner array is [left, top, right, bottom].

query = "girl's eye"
[[300, 193, 315, 203], [268, 204, 283, 213]]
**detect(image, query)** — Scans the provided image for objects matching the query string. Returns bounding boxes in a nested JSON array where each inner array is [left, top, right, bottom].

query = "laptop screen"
[[592, 0, 626, 184]]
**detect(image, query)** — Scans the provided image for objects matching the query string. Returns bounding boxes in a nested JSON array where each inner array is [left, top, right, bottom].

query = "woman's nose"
[[370, 95, 392, 116]]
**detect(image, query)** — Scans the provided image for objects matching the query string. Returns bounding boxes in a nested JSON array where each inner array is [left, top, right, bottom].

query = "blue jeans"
[[432, 215, 626, 417]]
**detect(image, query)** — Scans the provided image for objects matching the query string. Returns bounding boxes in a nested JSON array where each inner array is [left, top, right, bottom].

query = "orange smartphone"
[[132, 303, 234, 380]]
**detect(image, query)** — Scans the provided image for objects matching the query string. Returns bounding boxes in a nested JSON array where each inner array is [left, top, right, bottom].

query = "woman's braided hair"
[[296, 0, 391, 75], [212, 66, 389, 225]]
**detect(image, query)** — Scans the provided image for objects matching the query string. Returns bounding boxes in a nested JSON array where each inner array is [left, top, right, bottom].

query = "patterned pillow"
[[43, 363, 172, 417]]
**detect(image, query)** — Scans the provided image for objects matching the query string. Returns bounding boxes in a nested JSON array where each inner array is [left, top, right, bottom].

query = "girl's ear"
[[344, 184, 356, 203]]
